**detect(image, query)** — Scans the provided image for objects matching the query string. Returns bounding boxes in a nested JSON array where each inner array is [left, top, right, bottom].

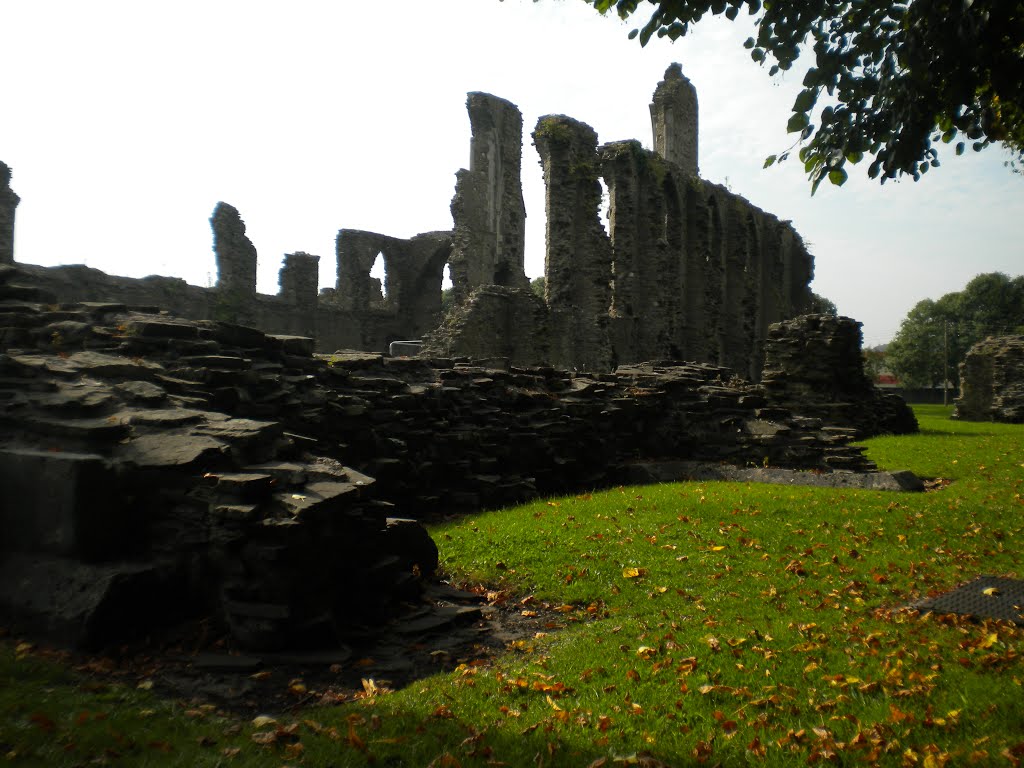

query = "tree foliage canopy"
[[886, 272, 1024, 388], [588, 0, 1024, 191]]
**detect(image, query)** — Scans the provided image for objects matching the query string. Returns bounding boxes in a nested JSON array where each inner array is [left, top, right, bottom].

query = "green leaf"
[[793, 89, 816, 113], [787, 112, 810, 133], [763, 154, 777, 169], [955, 142, 965, 156], [845, 151, 864, 164]]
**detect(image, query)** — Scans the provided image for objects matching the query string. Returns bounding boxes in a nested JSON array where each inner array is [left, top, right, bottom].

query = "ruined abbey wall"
[[427, 65, 814, 376], [15, 208, 455, 355], [2, 65, 813, 375]]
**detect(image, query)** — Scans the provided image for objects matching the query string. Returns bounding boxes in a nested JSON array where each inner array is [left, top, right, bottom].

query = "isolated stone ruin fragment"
[[0, 161, 18, 266], [954, 335, 1024, 422]]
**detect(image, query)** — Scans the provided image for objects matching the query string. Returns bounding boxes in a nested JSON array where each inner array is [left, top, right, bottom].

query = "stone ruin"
[[4, 66, 812, 378], [953, 335, 1024, 422], [0, 161, 18, 267], [0, 68, 918, 652], [0, 262, 915, 650], [761, 314, 918, 438], [426, 65, 815, 378]]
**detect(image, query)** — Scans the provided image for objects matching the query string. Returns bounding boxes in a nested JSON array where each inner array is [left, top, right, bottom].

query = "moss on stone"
[[533, 117, 576, 145]]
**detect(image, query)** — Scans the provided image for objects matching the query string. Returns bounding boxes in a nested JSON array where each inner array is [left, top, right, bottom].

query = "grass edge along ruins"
[[1, 65, 814, 379]]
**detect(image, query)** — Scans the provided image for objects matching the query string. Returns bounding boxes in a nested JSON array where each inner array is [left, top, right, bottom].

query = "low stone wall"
[[760, 314, 918, 438], [954, 335, 1024, 423]]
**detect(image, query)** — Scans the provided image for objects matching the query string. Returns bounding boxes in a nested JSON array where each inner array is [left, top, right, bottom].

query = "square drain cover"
[[911, 575, 1024, 625]]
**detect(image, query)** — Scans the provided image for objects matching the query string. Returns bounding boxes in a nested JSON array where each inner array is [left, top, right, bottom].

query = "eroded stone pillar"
[[449, 92, 528, 304], [279, 252, 320, 307], [211, 202, 258, 296], [534, 115, 613, 371], [650, 63, 699, 177], [0, 161, 19, 265]]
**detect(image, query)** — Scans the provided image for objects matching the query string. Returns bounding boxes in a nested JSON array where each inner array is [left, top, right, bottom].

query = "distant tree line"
[[885, 272, 1024, 389]]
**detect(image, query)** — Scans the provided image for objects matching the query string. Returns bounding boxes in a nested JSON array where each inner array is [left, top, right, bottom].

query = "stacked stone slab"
[[1, 265, 895, 647], [760, 314, 918, 438], [954, 335, 1024, 423], [0, 265, 437, 650]]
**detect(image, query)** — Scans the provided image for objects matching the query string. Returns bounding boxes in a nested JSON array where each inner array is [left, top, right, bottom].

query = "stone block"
[[0, 448, 127, 558], [0, 554, 182, 648]]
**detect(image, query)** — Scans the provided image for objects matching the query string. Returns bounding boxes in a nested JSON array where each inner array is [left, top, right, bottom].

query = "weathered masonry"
[[3, 66, 813, 376], [0, 162, 18, 266], [428, 64, 815, 377], [0, 264, 911, 648], [954, 335, 1024, 423]]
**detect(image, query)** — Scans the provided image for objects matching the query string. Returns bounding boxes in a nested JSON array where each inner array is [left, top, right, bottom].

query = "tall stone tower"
[[649, 63, 699, 177], [0, 161, 19, 265]]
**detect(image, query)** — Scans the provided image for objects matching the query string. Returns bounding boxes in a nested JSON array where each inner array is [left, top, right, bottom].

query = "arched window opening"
[[370, 252, 387, 303]]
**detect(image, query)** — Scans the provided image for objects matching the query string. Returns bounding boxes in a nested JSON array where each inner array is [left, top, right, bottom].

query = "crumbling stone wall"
[[0, 161, 18, 266], [2, 265, 904, 648], [954, 335, 1024, 423], [434, 65, 814, 375], [1, 65, 816, 373], [760, 314, 918, 437], [448, 93, 529, 304], [423, 285, 550, 365], [211, 202, 258, 326], [595, 67, 814, 376], [278, 251, 320, 337], [12, 203, 454, 354], [334, 228, 453, 348]]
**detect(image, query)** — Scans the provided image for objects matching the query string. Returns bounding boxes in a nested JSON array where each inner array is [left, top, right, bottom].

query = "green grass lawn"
[[3, 405, 1023, 766]]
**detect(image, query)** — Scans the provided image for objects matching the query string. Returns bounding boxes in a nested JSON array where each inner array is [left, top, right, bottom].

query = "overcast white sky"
[[2, 0, 1021, 346]]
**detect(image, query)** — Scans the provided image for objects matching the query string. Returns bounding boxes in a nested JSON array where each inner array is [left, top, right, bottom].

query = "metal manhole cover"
[[911, 575, 1024, 625]]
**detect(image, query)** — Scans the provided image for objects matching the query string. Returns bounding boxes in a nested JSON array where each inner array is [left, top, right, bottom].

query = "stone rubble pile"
[[760, 314, 918, 438], [0, 266, 436, 650], [0, 265, 889, 649], [954, 335, 1024, 423]]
